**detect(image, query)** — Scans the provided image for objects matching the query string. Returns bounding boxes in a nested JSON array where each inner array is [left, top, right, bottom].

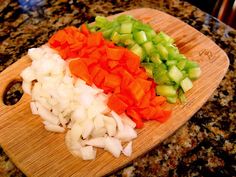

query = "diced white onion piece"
[[71, 107, 87, 123], [103, 116, 116, 137], [30, 102, 38, 115], [39, 59, 55, 75], [115, 125, 137, 142], [70, 150, 82, 158], [65, 131, 82, 149], [35, 102, 59, 125], [110, 111, 124, 131], [75, 82, 99, 96], [87, 104, 98, 119], [122, 142, 132, 157], [65, 131, 82, 158], [58, 113, 67, 128], [79, 94, 94, 108], [63, 75, 73, 85], [120, 113, 136, 128], [92, 100, 109, 114], [67, 122, 72, 129], [52, 107, 60, 116], [44, 123, 65, 133], [20, 67, 36, 82], [92, 127, 107, 138], [94, 115, 105, 129], [37, 96, 52, 110], [31, 82, 41, 100], [105, 137, 122, 158], [80, 146, 96, 160], [22, 81, 32, 95], [74, 78, 86, 87], [91, 84, 103, 94], [70, 141, 82, 151], [83, 137, 106, 148], [28, 48, 42, 61], [81, 119, 94, 139], [96, 93, 108, 104], [70, 123, 82, 142]]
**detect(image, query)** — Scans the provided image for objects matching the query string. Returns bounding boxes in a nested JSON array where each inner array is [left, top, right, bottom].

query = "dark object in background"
[[186, 0, 235, 28]]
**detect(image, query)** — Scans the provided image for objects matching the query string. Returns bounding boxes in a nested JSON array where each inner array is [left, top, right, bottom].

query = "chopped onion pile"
[[20, 45, 137, 160]]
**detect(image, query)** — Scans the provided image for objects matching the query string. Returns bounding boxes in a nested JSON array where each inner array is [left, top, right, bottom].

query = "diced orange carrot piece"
[[151, 96, 166, 106], [108, 94, 128, 114], [103, 74, 121, 89], [69, 59, 92, 84], [80, 24, 90, 36], [106, 47, 125, 61]]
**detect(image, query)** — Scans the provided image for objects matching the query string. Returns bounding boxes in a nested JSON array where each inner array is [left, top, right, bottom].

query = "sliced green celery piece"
[[180, 77, 193, 92], [154, 63, 167, 72], [153, 31, 174, 44], [156, 85, 177, 97], [177, 60, 187, 70], [184, 61, 199, 69], [188, 67, 201, 80], [124, 39, 136, 46], [145, 29, 156, 40], [175, 54, 187, 61], [168, 65, 183, 83], [133, 31, 147, 44], [142, 41, 154, 55], [119, 34, 133, 42], [143, 56, 150, 63], [153, 35, 163, 44], [111, 31, 120, 44], [117, 14, 133, 23], [154, 72, 172, 85], [133, 21, 152, 31], [178, 89, 187, 103], [153, 64, 172, 85], [99, 20, 120, 31], [130, 44, 145, 60], [150, 52, 162, 64], [120, 22, 133, 34], [167, 96, 177, 103], [181, 70, 187, 78], [102, 28, 114, 38], [89, 25, 98, 32], [166, 60, 177, 66], [166, 44, 179, 60], [156, 44, 168, 60], [173, 83, 180, 90], [142, 63, 154, 78], [95, 16, 109, 28]]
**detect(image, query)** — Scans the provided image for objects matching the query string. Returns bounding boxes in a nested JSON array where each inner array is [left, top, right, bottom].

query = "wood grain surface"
[[0, 8, 229, 177]]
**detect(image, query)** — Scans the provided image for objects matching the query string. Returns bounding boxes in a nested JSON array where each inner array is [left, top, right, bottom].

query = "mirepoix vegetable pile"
[[49, 25, 171, 128], [90, 15, 201, 103], [20, 14, 201, 161]]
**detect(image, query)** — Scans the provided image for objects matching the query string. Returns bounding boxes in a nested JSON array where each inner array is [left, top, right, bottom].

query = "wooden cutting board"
[[0, 8, 229, 177]]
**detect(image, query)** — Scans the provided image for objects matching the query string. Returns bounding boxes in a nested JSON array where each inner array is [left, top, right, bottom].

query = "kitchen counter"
[[0, 0, 235, 176]]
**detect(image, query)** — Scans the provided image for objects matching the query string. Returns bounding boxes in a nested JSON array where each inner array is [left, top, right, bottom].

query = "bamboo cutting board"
[[0, 8, 229, 177]]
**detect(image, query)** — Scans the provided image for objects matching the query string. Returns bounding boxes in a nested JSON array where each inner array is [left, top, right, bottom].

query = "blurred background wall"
[[186, 0, 235, 28]]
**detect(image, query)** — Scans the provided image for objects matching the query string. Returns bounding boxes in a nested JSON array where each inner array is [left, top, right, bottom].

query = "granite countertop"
[[0, 0, 235, 176]]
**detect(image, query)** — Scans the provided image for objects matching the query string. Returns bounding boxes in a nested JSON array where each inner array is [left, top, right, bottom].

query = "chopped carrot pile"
[[48, 24, 171, 128]]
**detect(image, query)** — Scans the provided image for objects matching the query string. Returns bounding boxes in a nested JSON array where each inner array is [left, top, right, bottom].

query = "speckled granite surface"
[[0, 0, 235, 176]]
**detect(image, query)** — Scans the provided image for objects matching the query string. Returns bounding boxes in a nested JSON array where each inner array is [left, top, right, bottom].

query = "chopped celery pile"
[[90, 15, 201, 103]]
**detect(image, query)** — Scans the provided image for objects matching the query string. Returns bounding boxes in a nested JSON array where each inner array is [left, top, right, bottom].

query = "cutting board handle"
[[0, 56, 32, 108]]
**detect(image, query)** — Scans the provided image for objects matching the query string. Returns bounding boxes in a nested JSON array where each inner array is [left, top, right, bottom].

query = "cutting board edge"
[[0, 8, 230, 177]]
